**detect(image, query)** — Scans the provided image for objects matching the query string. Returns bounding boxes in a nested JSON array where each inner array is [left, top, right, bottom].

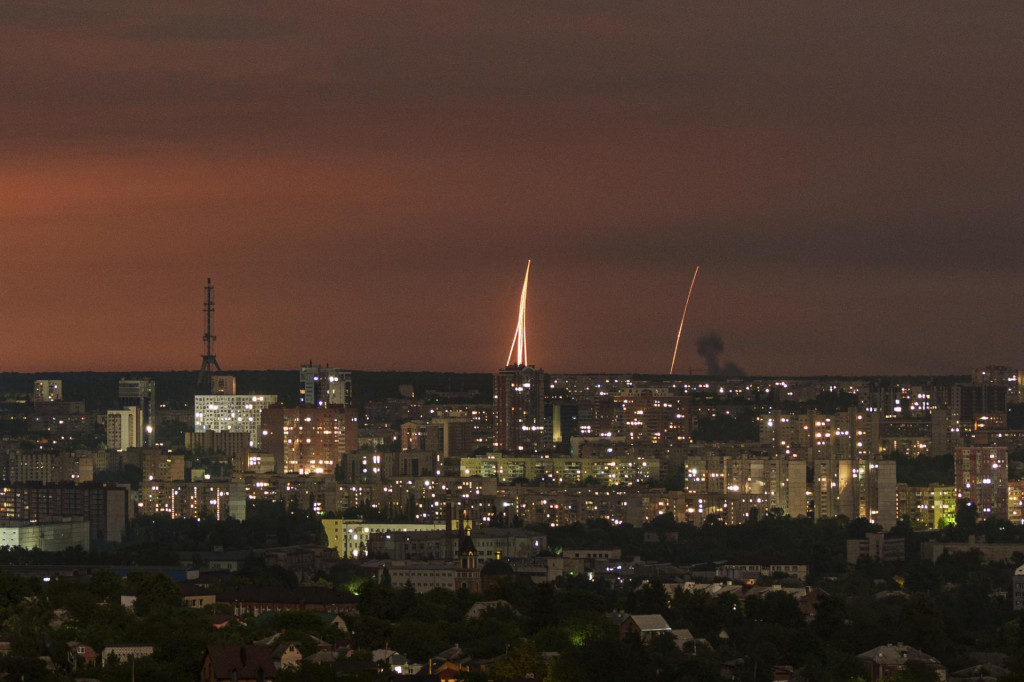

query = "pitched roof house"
[[200, 644, 277, 682]]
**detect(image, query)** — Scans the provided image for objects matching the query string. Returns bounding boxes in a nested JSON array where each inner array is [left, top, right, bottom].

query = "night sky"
[[2, 2, 1023, 375]]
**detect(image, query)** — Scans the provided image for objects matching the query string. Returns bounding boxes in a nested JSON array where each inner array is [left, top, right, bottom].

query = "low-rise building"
[[67, 641, 97, 668], [856, 643, 946, 681], [464, 527, 546, 561], [201, 645, 277, 682], [216, 586, 357, 618], [716, 563, 809, 583], [271, 641, 303, 670], [614, 613, 673, 642], [322, 518, 449, 559], [181, 585, 217, 609], [0, 517, 90, 551], [921, 535, 1024, 563], [1013, 563, 1024, 611], [101, 644, 154, 666], [847, 533, 906, 564]]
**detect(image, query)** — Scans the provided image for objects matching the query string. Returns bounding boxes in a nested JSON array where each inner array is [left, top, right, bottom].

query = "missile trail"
[[506, 260, 531, 366], [669, 266, 700, 375]]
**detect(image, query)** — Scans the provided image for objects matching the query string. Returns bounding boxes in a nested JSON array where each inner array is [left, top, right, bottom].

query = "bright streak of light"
[[669, 266, 699, 374], [506, 260, 531, 366]]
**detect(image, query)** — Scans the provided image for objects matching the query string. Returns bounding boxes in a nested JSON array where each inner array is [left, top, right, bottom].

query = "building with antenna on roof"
[[493, 261, 547, 453]]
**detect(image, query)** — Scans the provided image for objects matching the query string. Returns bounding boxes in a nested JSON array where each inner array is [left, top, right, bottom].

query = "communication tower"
[[198, 277, 222, 392]]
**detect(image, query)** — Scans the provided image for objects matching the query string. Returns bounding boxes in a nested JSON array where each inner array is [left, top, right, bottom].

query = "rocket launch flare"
[[669, 266, 699, 374]]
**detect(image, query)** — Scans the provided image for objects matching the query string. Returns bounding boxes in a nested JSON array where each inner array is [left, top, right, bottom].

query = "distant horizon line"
[[0, 367, 975, 380]]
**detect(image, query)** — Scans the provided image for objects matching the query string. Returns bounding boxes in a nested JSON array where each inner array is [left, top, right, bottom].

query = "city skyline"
[[2, 2, 1023, 375]]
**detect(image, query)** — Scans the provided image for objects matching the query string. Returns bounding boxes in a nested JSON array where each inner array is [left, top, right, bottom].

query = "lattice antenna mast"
[[505, 260, 531, 367], [198, 277, 222, 391]]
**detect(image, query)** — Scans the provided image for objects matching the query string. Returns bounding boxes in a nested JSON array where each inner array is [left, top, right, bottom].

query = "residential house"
[[67, 641, 98, 668], [856, 643, 947, 681], [271, 641, 302, 670], [615, 613, 672, 642], [200, 644, 277, 682]]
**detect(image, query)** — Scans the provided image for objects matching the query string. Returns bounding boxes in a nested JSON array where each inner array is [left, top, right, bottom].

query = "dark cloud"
[[697, 332, 745, 378]]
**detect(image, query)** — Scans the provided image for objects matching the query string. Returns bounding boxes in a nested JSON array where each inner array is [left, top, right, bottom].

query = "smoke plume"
[[696, 331, 745, 377]]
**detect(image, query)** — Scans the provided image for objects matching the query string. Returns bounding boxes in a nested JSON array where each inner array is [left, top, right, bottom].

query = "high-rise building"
[[0, 483, 132, 543], [546, 401, 579, 446], [952, 383, 1008, 431], [260, 404, 357, 475], [811, 458, 897, 529], [434, 417, 475, 458], [140, 451, 186, 482], [493, 261, 546, 453], [211, 375, 237, 395], [955, 445, 1008, 520], [401, 418, 475, 458], [721, 457, 807, 519], [299, 364, 352, 407], [494, 365, 546, 453], [613, 388, 690, 448], [0, 451, 93, 484], [32, 380, 62, 403], [904, 485, 957, 529], [759, 408, 880, 460], [194, 394, 276, 449], [119, 378, 156, 446], [973, 366, 1024, 403], [106, 407, 142, 452]]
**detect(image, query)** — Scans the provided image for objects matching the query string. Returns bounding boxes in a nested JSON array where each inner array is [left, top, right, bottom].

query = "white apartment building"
[[106, 407, 141, 452], [33, 379, 63, 403], [0, 518, 91, 551], [194, 394, 276, 448]]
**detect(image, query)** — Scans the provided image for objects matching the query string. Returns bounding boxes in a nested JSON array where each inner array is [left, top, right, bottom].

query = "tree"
[[491, 640, 546, 681], [526, 582, 559, 630], [278, 660, 339, 682], [389, 619, 447, 662], [547, 637, 651, 682], [88, 570, 124, 603], [744, 591, 804, 629], [124, 571, 181, 616], [888, 660, 941, 682], [0, 571, 36, 616], [625, 579, 668, 616], [955, 499, 977, 531], [350, 614, 392, 650]]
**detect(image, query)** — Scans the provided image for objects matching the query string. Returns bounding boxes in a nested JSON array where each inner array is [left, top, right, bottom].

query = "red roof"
[[203, 645, 277, 681]]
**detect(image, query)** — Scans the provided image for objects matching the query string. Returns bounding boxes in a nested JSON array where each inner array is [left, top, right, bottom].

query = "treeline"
[[0, 502, 326, 567], [540, 514, 851, 579], [124, 501, 327, 553], [0, 370, 492, 410], [5, 512, 1024, 680]]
